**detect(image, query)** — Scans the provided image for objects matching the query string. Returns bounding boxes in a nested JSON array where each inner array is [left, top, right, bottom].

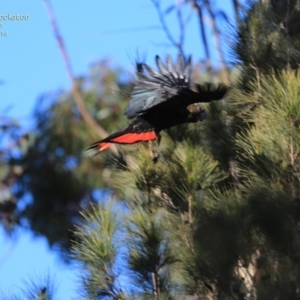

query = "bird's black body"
[[141, 102, 201, 132], [87, 54, 228, 154]]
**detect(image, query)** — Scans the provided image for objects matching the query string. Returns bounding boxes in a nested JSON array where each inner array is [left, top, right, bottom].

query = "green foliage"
[[5, 0, 300, 298], [236, 70, 300, 181], [0, 273, 56, 300], [126, 208, 180, 297], [235, 0, 300, 87], [72, 1, 300, 299], [72, 202, 125, 299], [1, 60, 133, 253], [0, 117, 25, 230]]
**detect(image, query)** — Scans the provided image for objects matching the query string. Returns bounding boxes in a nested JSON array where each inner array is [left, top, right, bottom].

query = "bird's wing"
[[124, 54, 192, 119], [124, 54, 228, 119], [193, 82, 228, 103]]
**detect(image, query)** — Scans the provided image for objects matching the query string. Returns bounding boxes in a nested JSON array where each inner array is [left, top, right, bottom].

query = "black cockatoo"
[[87, 54, 228, 154]]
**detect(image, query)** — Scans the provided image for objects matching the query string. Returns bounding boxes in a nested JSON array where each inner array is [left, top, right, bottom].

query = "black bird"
[[87, 54, 228, 154]]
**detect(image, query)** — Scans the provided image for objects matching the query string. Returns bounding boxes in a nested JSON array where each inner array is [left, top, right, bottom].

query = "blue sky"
[[0, 0, 236, 298]]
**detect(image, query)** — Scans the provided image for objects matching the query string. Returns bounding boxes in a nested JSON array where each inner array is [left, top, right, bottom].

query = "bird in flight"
[[87, 54, 228, 154]]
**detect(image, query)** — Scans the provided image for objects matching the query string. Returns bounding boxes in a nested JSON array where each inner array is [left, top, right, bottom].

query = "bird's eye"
[[198, 108, 206, 121]]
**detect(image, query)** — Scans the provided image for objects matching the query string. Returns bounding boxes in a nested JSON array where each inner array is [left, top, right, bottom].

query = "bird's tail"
[[86, 120, 157, 156]]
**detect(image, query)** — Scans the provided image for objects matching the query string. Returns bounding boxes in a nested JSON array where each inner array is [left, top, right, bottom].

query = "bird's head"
[[187, 103, 206, 121]]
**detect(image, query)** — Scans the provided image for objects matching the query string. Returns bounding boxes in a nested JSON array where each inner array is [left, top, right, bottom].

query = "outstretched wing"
[[193, 82, 228, 103], [125, 54, 192, 119], [124, 54, 228, 119]]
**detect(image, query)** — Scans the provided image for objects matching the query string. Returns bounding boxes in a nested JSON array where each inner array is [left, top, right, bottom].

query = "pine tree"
[[72, 0, 300, 299]]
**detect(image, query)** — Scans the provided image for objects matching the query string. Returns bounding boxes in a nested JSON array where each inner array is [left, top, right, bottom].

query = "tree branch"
[[232, 0, 241, 25], [203, 0, 230, 84], [176, 1, 186, 56], [191, 0, 212, 71], [152, 271, 160, 300], [151, 0, 185, 56], [43, 0, 118, 155]]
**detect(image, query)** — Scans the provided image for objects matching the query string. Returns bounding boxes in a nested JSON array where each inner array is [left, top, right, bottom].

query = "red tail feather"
[[87, 130, 157, 155], [110, 131, 156, 144], [99, 142, 112, 152]]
